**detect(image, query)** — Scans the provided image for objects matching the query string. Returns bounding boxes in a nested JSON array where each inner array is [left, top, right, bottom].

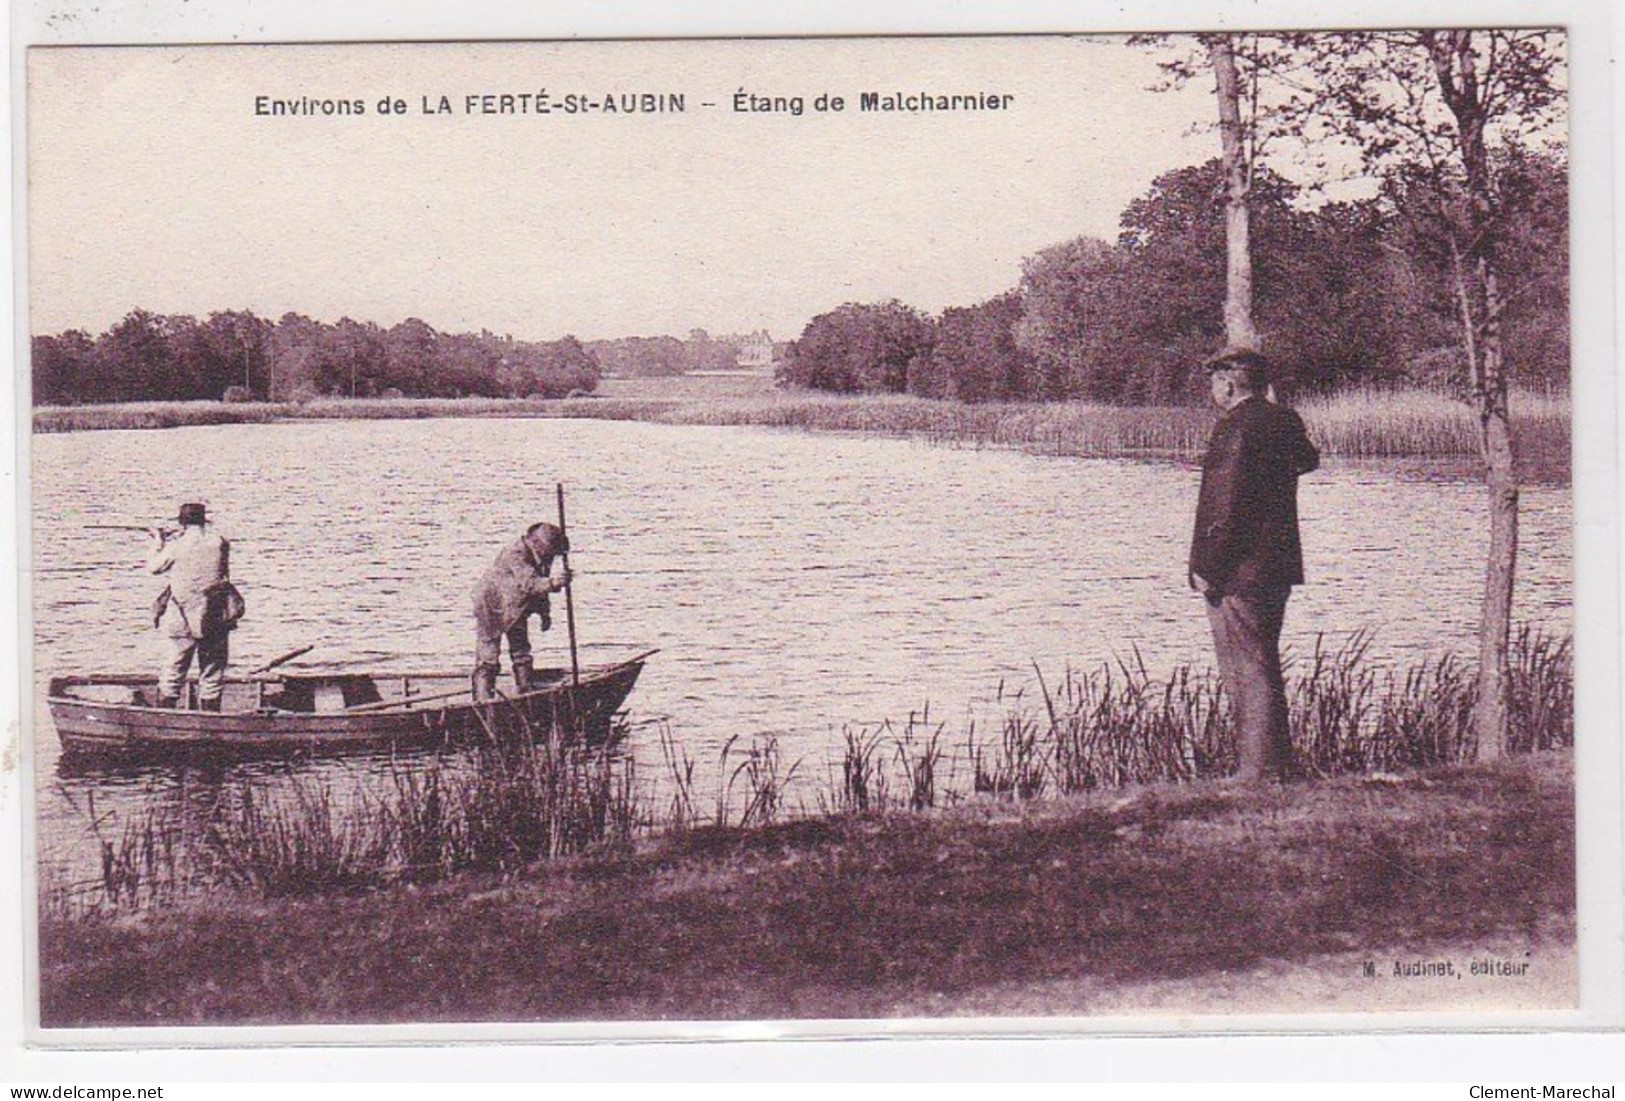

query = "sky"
[[27, 36, 1228, 343]]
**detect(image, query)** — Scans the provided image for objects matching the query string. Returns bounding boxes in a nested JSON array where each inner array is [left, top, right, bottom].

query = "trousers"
[[1205, 588, 1293, 780], [158, 627, 229, 703], [475, 618, 533, 672]]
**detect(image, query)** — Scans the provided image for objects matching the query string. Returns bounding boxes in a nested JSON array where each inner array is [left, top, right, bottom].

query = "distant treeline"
[[32, 314, 602, 405], [35, 154, 1564, 409], [32, 311, 783, 406], [779, 154, 1569, 403], [587, 330, 783, 377]]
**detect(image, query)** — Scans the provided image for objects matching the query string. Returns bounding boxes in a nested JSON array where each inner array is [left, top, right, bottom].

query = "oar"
[[342, 685, 474, 714], [556, 482, 581, 687], [247, 645, 315, 675]]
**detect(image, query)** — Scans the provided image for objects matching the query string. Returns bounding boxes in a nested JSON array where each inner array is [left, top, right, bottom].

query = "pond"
[[30, 417, 1574, 892]]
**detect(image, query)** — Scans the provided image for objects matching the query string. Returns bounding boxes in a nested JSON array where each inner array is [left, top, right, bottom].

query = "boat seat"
[[263, 675, 384, 713], [312, 684, 347, 712]]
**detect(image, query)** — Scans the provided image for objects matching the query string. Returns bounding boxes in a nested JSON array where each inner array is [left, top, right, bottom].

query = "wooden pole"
[[556, 482, 581, 687], [247, 645, 315, 675]]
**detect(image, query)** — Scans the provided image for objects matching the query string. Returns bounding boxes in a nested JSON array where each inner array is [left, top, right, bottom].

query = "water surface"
[[30, 418, 1573, 888]]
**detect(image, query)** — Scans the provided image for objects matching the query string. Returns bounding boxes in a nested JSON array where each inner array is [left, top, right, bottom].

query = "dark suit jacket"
[[1190, 396, 1320, 597]]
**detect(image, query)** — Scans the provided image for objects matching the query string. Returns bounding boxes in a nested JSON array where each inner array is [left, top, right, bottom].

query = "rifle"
[[87, 523, 177, 538]]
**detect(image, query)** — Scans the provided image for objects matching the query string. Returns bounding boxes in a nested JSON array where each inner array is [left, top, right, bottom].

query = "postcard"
[[6, 0, 1622, 1081]]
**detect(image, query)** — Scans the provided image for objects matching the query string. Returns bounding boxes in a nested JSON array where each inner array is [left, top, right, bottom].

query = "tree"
[[683, 328, 738, 373], [203, 311, 273, 400], [381, 317, 441, 396], [779, 301, 935, 394], [95, 310, 169, 403], [331, 317, 387, 397], [30, 330, 95, 405], [1016, 161, 1361, 403], [1289, 30, 1566, 758], [1206, 34, 1260, 351], [1132, 33, 1321, 357], [1014, 236, 1129, 400], [916, 292, 1036, 402]]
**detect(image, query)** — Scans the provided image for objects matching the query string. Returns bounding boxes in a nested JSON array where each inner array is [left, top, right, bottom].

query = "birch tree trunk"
[[1207, 34, 1259, 351], [1424, 30, 1520, 759]]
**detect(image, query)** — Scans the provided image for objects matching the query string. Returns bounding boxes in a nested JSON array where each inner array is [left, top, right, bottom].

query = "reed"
[[385, 764, 456, 883], [655, 721, 700, 832], [970, 684, 1050, 800], [381, 737, 640, 875], [1506, 624, 1574, 753], [44, 728, 643, 912], [1371, 656, 1475, 770], [1027, 627, 1569, 791], [35, 387, 1572, 482], [1297, 386, 1570, 478], [826, 725, 888, 816], [42, 629, 1572, 917], [718, 733, 803, 828], [46, 788, 186, 915], [1044, 653, 1230, 791], [33, 401, 287, 433], [202, 783, 394, 897], [30, 396, 665, 434], [893, 709, 949, 812], [1290, 633, 1383, 777]]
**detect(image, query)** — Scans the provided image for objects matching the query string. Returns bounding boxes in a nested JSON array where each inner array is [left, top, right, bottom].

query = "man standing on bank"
[[1189, 350, 1320, 781], [472, 521, 572, 702], [148, 501, 240, 710]]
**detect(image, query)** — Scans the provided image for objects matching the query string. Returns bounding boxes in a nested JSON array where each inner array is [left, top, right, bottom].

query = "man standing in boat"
[[1189, 350, 1319, 781], [147, 501, 241, 710], [472, 521, 572, 702]]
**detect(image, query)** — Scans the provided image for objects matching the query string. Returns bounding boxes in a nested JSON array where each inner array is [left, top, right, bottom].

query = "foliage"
[[586, 328, 752, 377], [33, 36, 1566, 412], [31, 309, 601, 405], [909, 291, 1037, 401], [771, 151, 1563, 406], [777, 300, 935, 394]]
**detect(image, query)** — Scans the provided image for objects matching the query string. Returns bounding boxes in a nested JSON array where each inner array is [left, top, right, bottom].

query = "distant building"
[[736, 330, 775, 370]]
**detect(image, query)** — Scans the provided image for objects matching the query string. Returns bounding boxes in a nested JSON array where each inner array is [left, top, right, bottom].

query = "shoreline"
[[37, 751, 1575, 1025], [30, 381, 1573, 481]]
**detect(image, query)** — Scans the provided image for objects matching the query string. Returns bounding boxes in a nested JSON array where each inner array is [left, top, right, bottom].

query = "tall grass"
[[1507, 625, 1575, 753], [43, 628, 1572, 917], [655, 721, 700, 832], [45, 731, 642, 915], [814, 626, 1569, 808], [35, 387, 1572, 480], [827, 725, 888, 816], [30, 395, 665, 434], [822, 710, 952, 816], [1044, 655, 1231, 792], [1298, 386, 1570, 478], [717, 733, 802, 828], [893, 709, 950, 812], [204, 783, 393, 897]]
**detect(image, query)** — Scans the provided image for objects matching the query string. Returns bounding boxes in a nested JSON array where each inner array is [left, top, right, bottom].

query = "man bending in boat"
[[472, 521, 571, 702], [147, 501, 242, 710]]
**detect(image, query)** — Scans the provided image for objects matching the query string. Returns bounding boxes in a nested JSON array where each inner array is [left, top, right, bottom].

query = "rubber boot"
[[473, 664, 500, 704], [512, 658, 537, 696]]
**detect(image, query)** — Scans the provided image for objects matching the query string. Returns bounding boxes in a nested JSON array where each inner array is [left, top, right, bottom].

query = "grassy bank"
[[32, 380, 1572, 479], [42, 629, 1571, 915], [37, 750, 1575, 1024]]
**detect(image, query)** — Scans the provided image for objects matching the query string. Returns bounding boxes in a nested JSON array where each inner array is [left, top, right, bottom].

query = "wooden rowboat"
[[46, 651, 654, 761]]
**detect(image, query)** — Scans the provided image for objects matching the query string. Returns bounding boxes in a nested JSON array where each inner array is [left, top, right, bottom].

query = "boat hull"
[[47, 656, 649, 761]]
